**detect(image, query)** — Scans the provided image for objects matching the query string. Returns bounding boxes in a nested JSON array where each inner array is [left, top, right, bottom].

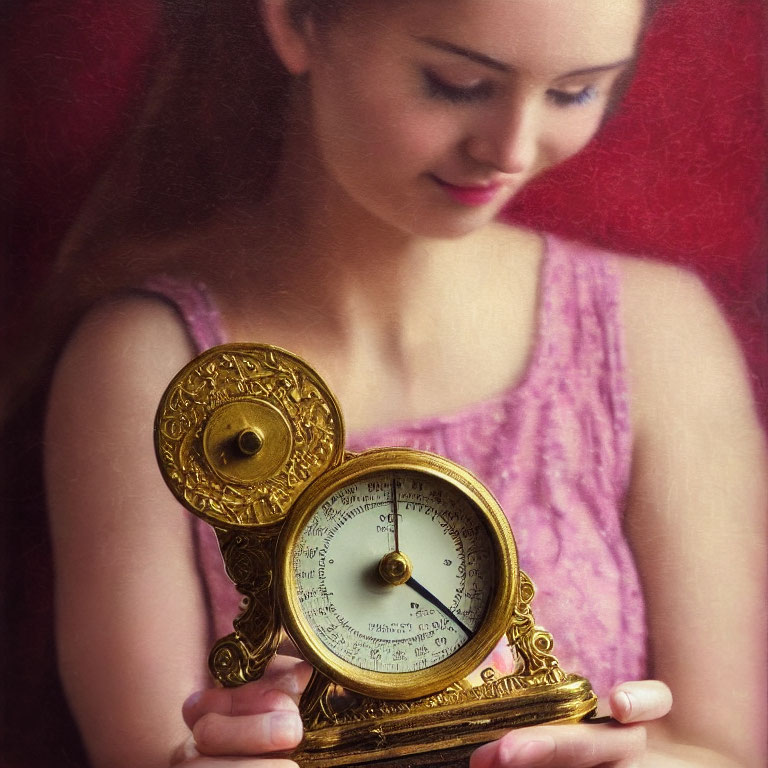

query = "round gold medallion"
[[202, 399, 293, 485], [155, 344, 345, 528]]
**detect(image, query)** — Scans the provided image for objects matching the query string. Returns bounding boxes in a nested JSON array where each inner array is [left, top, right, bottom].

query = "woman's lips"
[[431, 175, 505, 206]]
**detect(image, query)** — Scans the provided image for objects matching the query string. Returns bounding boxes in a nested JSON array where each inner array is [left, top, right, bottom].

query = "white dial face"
[[291, 470, 495, 674]]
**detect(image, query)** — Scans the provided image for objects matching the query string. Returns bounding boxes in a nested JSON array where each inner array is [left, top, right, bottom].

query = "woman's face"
[[297, 0, 645, 238]]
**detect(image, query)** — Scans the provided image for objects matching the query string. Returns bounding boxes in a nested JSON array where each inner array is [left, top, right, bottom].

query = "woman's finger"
[[609, 680, 673, 724], [172, 734, 300, 767], [470, 723, 646, 768], [181, 757, 299, 767], [261, 656, 313, 688], [184, 687, 299, 729], [192, 709, 304, 757], [183, 658, 313, 727], [261, 658, 313, 702]]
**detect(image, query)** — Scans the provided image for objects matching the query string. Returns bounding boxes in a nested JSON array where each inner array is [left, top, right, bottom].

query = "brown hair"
[[2, 3, 282, 418]]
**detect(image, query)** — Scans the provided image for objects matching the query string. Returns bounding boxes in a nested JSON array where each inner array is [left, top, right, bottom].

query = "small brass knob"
[[237, 429, 263, 456], [378, 551, 413, 586]]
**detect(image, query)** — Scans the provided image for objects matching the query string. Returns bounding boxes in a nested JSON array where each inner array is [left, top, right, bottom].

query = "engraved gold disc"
[[155, 344, 345, 528]]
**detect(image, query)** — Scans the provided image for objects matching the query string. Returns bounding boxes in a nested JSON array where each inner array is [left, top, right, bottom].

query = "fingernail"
[[616, 690, 633, 720], [182, 690, 202, 710], [270, 712, 303, 747], [179, 737, 199, 761], [503, 739, 554, 764]]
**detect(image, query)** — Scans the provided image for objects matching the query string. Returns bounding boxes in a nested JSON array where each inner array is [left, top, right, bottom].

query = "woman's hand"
[[470, 680, 672, 768], [172, 656, 313, 767]]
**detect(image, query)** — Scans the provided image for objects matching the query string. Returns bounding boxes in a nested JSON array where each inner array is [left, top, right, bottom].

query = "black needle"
[[406, 576, 474, 638], [391, 474, 400, 553], [388, 475, 470, 636]]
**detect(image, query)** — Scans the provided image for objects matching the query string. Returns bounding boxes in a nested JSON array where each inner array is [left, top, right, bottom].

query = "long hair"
[[58, 3, 289, 273], [55, 0, 354, 271], [0, 6, 292, 765], [2, 3, 288, 419]]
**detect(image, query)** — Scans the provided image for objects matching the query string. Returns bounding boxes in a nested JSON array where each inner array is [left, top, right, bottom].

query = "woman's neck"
[[178, 106, 544, 431], [197, 202, 542, 431], [216, 194, 462, 346]]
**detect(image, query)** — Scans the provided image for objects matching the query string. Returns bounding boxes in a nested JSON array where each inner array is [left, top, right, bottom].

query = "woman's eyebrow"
[[414, 35, 633, 78], [414, 36, 511, 72], [560, 59, 634, 78]]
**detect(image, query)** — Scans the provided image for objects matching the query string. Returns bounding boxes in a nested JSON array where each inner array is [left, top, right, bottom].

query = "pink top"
[[146, 232, 647, 698]]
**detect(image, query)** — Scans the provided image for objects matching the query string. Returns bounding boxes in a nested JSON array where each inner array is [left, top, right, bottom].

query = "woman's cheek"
[[544, 110, 605, 165], [348, 105, 454, 179], [388, 113, 455, 164]]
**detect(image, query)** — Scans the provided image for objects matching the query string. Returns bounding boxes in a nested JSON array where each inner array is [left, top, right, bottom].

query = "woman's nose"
[[464, 100, 538, 175]]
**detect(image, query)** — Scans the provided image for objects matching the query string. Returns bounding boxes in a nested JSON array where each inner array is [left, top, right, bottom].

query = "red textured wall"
[[5, 0, 767, 405], [5, 0, 160, 291]]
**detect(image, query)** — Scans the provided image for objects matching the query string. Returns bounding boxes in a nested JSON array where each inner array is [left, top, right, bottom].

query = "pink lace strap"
[[143, 274, 224, 353]]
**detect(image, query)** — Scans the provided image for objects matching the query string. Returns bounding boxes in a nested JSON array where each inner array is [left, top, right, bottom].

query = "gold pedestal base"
[[331, 742, 479, 768], [294, 675, 597, 767]]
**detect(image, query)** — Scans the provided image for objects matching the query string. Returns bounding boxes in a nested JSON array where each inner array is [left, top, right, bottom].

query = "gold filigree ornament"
[[155, 343, 598, 767]]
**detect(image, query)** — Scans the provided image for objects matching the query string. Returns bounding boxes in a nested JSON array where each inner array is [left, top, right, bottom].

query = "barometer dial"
[[277, 448, 518, 700]]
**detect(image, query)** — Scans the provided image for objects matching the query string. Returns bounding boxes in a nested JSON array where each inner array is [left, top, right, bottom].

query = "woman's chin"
[[399, 206, 508, 241]]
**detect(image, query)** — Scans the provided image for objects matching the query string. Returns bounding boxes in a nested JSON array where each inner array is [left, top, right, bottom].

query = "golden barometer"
[[278, 450, 516, 700], [155, 343, 597, 767]]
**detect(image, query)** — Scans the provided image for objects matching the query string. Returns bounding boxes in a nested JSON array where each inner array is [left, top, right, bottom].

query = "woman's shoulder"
[[55, 212, 232, 376], [610, 253, 758, 438], [613, 253, 741, 375], [49, 293, 196, 422], [64, 291, 192, 358]]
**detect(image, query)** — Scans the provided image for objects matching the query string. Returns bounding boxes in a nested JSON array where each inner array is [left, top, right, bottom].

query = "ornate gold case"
[[155, 343, 597, 767]]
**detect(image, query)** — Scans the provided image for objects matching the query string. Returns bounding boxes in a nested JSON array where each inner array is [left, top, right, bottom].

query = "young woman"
[[43, 1, 766, 766]]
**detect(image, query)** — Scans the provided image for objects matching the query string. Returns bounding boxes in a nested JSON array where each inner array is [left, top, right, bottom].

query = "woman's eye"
[[423, 70, 494, 104], [546, 85, 598, 108]]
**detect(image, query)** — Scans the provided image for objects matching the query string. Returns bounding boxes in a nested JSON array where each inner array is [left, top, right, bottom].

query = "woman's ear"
[[261, 0, 313, 75]]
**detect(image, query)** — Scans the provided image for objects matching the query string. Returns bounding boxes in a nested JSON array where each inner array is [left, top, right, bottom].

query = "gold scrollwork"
[[506, 571, 566, 686], [300, 670, 339, 730], [209, 526, 283, 686]]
